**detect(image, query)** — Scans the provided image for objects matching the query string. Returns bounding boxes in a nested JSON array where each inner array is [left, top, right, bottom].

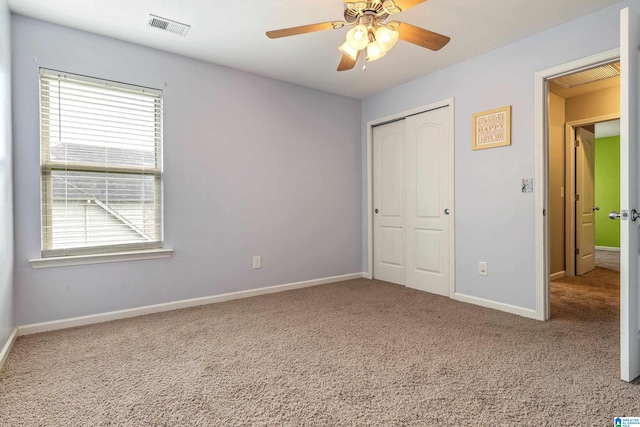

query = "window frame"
[[39, 68, 165, 258]]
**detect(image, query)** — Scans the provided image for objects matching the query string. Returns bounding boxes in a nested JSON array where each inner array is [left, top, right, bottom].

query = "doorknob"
[[593, 206, 600, 211], [375, 208, 379, 214], [610, 209, 640, 221], [444, 208, 450, 215]]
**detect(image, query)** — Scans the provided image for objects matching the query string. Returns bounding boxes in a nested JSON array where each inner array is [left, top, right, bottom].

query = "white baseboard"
[[453, 292, 538, 320], [362, 272, 373, 279], [550, 271, 566, 281], [18, 272, 365, 336], [0, 328, 18, 371], [595, 246, 620, 252]]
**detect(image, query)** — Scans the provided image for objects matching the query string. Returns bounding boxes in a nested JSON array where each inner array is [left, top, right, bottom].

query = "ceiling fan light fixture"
[[339, 41, 359, 61], [375, 26, 399, 52], [346, 24, 369, 50], [266, 0, 451, 72], [366, 41, 386, 62]]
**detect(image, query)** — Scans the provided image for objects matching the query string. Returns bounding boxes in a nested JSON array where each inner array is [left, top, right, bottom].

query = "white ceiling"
[[596, 119, 621, 138], [8, 0, 623, 99]]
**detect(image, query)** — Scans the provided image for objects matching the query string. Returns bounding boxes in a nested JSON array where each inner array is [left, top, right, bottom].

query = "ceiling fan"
[[266, 0, 451, 71]]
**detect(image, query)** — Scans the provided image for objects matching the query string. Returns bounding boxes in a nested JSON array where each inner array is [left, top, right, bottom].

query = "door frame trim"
[[534, 48, 620, 321], [564, 115, 620, 277], [366, 98, 455, 298]]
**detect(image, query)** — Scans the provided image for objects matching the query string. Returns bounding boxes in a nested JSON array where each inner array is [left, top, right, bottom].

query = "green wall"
[[595, 135, 620, 248]]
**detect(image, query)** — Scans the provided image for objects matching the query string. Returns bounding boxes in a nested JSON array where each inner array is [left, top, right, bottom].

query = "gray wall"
[[12, 15, 362, 325], [0, 0, 14, 347], [362, 2, 628, 311]]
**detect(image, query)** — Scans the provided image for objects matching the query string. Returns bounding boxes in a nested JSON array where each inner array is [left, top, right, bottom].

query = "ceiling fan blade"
[[337, 51, 362, 71], [266, 22, 345, 39], [395, 22, 450, 51]]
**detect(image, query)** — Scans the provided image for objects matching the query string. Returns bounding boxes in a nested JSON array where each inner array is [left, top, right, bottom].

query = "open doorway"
[[537, 10, 640, 383], [546, 63, 620, 319]]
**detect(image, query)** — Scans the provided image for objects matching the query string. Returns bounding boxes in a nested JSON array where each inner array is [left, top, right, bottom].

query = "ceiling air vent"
[[147, 14, 191, 36], [553, 63, 619, 89]]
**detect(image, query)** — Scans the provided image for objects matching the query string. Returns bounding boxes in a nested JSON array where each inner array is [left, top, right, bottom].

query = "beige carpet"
[[1, 275, 638, 426], [595, 249, 620, 272]]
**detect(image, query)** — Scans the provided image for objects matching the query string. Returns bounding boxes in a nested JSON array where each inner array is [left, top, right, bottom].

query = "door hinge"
[[575, 194, 580, 202], [575, 248, 580, 255]]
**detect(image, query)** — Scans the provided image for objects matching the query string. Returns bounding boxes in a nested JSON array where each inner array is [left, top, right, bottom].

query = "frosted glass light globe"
[[375, 26, 399, 52], [346, 25, 369, 51]]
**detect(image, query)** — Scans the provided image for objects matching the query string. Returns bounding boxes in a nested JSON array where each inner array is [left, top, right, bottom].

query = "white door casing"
[[535, 48, 634, 377], [373, 120, 406, 285], [405, 108, 452, 296], [619, 6, 640, 382], [575, 127, 596, 276]]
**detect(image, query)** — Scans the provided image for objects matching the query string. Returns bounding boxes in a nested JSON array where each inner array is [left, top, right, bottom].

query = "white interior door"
[[405, 107, 451, 296], [373, 120, 406, 285], [620, 7, 640, 382], [575, 127, 596, 276]]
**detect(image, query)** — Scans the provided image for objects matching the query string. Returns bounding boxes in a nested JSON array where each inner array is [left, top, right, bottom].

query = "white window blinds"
[[40, 69, 164, 257]]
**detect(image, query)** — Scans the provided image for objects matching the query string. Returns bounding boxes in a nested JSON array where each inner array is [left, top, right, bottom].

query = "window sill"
[[29, 248, 174, 269]]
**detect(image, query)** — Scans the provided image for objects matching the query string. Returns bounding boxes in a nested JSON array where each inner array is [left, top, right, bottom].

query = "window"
[[40, 69, 163, 257]]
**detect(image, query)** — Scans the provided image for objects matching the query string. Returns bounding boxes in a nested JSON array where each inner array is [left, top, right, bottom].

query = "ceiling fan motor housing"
[[344, 1, 395, 25]]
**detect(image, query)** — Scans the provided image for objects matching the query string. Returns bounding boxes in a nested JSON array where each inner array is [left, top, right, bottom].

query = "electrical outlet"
[[253, 256, 261, 269], [479, 261, 488, 276]]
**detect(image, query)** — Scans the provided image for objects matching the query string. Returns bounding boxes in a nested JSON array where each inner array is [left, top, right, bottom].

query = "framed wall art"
[[472, 105, 511, 150]]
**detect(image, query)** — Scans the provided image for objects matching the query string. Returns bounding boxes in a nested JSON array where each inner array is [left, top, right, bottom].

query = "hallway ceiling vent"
[[553, 63, 619, 88], [147, 14, 191, 36]]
